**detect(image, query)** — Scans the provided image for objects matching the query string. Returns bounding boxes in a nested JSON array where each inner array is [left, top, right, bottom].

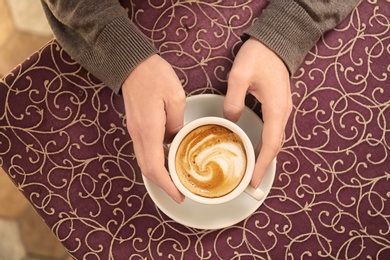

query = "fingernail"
[[223, 112, 238, 123], [173, 195, 185, 204], [251, 179, 261, 189], [255, 179, 262, 189]]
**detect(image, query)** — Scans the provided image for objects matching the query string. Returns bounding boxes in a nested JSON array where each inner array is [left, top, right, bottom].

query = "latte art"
[[175, 124, 247, 198]]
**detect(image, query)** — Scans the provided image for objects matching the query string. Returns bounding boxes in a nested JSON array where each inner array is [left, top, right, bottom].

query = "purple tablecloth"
[[1, 0, 389, 259]]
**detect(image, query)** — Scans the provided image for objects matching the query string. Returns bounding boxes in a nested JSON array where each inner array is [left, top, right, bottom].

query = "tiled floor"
[[0, 171, 71, 260], [0, 1, 72, 259], [0, 0, 53, 76]]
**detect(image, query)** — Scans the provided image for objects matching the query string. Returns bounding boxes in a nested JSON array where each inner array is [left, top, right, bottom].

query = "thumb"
[[224, 76, 248, 122], [164, 91, 186, 143]]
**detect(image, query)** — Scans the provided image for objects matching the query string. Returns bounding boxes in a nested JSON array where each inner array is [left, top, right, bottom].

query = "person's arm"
[[41, 0, 186, 203], [41, 0, 157, 94], [225, 0, 361, 189], [243, 0, 361, 75]]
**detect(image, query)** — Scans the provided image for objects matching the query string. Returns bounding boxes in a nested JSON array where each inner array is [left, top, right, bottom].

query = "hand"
[[224, 37, 292, 188], [122, 54, 186, 203]]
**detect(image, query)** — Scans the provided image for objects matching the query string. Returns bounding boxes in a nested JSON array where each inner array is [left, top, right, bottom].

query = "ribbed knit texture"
[[79, 17, 157, 94], [42, 0, 360, 91], [243, 0, 322, 75]]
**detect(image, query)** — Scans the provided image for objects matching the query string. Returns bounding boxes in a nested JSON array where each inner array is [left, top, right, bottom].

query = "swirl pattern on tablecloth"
[[0, 0, 389, 259]]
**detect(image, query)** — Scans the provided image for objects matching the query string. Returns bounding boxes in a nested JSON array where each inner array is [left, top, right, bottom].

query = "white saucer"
[[142, 94, 276, 230]]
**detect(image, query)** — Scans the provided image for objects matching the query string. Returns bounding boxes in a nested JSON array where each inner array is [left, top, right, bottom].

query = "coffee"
[[175, 124, 247, 198]]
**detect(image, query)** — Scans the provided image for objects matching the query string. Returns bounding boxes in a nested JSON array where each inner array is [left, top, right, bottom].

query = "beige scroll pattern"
[[0, 0, 389, 259]]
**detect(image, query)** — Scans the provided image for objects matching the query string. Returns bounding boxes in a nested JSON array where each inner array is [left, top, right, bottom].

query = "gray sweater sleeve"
[[41, 0, 158, 94], [41, 0, 360, 92], [244, 0, 361, 74]]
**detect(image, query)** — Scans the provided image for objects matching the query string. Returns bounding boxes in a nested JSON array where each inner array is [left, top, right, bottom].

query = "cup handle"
[[244, 185, 265, 201]]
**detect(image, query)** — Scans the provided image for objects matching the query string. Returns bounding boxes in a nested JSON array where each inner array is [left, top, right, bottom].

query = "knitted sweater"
[[41, 0, 360, 94]]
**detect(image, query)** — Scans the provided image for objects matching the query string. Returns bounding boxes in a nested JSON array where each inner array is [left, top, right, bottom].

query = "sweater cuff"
[[79, 16, 157, 94], [243, 0, 322, 75]]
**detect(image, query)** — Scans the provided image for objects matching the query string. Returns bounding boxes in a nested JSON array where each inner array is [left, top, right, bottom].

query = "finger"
[[164, 90, 186, 143], [130, 107, 184, 203], [135, 130, 185, 204], [250, 94, 290, 187], [145, 166, 185, 204], [224, 73, 248, 122], [251, 117, 284, 189]]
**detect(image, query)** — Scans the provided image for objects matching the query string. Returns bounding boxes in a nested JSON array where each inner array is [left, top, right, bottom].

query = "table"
[[1, 0, 389, 259]]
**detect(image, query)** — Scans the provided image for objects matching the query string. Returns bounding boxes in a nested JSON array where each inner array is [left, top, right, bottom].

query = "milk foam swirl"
[[175, 124, 247, 198]]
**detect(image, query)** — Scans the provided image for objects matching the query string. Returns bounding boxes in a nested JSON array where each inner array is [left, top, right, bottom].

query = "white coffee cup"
[[168, 116, 264, 205]]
